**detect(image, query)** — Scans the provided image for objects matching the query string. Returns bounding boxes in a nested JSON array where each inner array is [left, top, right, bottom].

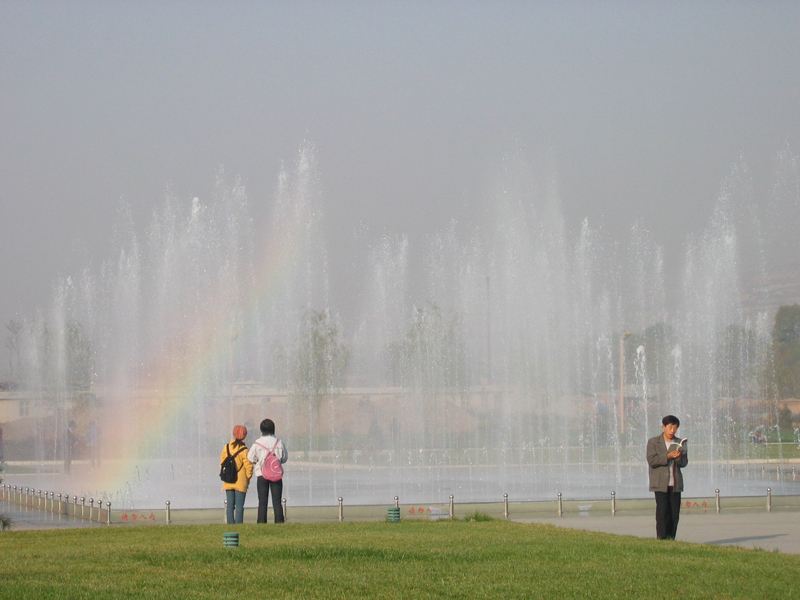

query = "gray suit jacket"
[[646, 434, 688, 492]]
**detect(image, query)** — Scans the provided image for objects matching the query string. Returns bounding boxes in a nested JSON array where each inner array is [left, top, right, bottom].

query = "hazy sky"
[[2, 1, 799, 328]]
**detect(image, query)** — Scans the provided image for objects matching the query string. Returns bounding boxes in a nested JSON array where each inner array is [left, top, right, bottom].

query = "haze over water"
[[5, 140, 800, 509], [1, 3, 799, 508]]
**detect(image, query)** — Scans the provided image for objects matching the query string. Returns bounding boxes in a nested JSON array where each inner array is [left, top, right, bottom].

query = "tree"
[[717, 324, 758, 399], [291, 309, 349, 442], [11, 319, 94, 394], [270, 340, 289, 389], [66, 321, 94, 390], [778, 405, 793, 433], [387, 303, 469, 393], [5, 320, 23, 380], [772, 305, 800, 398]]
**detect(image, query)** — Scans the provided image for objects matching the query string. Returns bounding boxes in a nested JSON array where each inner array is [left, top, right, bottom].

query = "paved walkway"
[[522, 509, 800, 554], [1, 502, 106, 530]]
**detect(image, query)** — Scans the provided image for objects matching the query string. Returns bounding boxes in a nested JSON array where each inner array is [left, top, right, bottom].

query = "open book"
[[668, 438, 687, 453]]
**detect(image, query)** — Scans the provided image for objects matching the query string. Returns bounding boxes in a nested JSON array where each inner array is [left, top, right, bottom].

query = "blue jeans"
[[225, 489, 246, 524]]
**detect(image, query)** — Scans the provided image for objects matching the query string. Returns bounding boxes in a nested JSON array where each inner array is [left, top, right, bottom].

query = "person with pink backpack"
[[247, 418, 288, 523]]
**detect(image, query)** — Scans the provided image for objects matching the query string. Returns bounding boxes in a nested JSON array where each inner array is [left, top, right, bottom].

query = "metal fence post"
[[503, 493, 509, 520], [767, 488, 772, 513], [282, 498, 287, 522], [106, 502, 112, 525], [611, 491, 616, 516], [338, 497, 344, 522], [166, 501, 171, 525], [449, 495, 454, 519], [557, 492, 563, 517], [394, 496, 399, 508], [715, 489, 720, 513]]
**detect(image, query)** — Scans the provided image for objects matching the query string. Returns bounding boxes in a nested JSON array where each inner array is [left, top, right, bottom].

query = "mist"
[[2, 1, 800, 363]]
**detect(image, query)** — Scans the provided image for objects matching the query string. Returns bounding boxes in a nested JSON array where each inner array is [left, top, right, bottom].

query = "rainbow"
[[93, 156, 318, 503]]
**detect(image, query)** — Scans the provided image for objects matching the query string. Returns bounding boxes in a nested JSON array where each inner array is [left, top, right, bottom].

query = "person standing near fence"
[[220, 425, 253, 524], [86, 421, 102, 468], [63, 421, 78, 475], [247, 418, 288, 523], [646, 415, 688, 540]]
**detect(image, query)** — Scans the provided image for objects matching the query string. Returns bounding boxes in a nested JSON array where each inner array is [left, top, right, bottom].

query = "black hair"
[[662, 415, 680, 427], [260, 418, 275, 436], [230, 438, 245, 449]]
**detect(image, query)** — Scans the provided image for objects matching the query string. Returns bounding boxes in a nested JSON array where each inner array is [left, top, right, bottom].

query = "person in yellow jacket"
[[220, 425, 253, 524]]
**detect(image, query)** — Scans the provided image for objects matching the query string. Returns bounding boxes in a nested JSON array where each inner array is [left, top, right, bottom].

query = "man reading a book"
[[646, 415, 688, 540]]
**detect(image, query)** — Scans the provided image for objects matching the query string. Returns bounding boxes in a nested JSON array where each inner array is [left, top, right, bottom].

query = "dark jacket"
[[646, 434, 688, 492]]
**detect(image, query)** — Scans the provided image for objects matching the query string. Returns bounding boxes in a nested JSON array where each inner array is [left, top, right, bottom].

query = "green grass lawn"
[[2, 520, 799, 600]]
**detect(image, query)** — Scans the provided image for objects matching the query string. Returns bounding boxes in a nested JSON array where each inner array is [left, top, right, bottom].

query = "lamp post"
[[486, 275, 492, 384], [620, 331, 632, 435], [228, 331, 239, 433]]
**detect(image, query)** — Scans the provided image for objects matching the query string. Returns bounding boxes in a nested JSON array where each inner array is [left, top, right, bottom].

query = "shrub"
[[461, 511, 493, 522]]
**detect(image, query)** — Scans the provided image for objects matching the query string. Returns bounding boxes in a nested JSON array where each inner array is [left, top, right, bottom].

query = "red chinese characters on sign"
[[120, 513, 157, 522], [684, 501, 708, 508], [407, 507, 432, 515]]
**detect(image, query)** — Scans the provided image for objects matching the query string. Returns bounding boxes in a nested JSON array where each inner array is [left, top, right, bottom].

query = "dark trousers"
[[654, 487, 681, 539], [63, 447, 73, 474], [256, 476, 284, 523], [88, 445, 100, 468]]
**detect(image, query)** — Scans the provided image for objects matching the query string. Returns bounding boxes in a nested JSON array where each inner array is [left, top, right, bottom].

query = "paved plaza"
[[522, 509, 800, 554]]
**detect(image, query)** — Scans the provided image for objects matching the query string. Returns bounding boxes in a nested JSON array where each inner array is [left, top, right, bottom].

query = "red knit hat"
[[232, 425, 247, 441]]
